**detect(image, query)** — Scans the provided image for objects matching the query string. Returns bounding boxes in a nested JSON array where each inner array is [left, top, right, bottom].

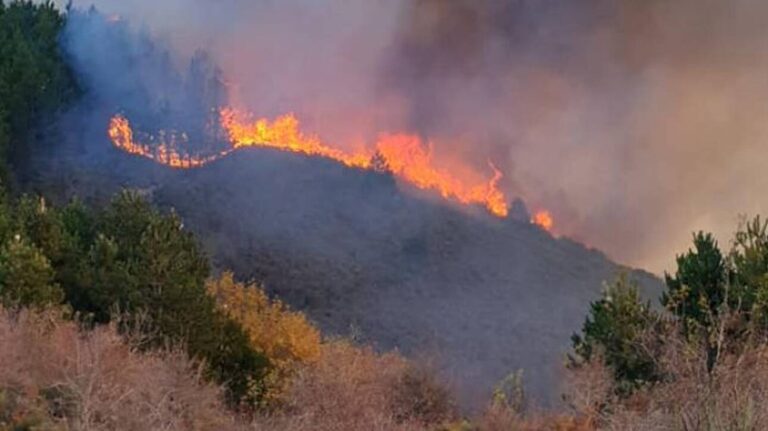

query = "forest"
[[3, 2, 768, 430]]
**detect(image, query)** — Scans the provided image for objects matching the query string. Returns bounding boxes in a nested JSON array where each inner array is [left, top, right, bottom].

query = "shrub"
[[390, 362, 456, 426], [255, 340, 454, 431], [208, 272, 321, 407], [568, 318, 768, 430], [0, 305, 242, 431]]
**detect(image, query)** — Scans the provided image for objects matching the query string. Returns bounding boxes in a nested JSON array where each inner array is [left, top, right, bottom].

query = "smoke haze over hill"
[[55, 0, 768, 274]]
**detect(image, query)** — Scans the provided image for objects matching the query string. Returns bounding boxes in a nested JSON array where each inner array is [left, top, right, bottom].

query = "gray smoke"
[[57, 0, 768, 275]]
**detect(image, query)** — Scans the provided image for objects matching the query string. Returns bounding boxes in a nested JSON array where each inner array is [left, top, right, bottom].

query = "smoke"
[[382, 0, 768, 274], [57, 0, 768, 273]]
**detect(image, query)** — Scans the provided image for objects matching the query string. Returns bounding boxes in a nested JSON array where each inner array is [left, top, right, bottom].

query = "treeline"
[[0, 0, 76, 173]]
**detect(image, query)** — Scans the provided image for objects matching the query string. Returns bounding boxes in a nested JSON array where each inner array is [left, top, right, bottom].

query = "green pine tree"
[[571, 275, 660, 393], [0, 235, 63, 308]]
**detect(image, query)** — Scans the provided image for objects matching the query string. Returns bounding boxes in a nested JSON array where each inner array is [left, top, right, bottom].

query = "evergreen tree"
[[89, 191, 268, 405], [730, 216, 768, 329], [0, 0, 77, 170], [663, 232, 729, 371], [0, 235, 63, 308], [571, 275, 660, 393]]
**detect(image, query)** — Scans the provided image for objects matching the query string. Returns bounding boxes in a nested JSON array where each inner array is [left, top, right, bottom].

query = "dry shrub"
[[390, 361, 456, 425], [561, 352, 615, 425], [559, 316, 768, 431], [254, 340, 455, 431], [0, 306, 241, 431], [601, 340, 768, 430]]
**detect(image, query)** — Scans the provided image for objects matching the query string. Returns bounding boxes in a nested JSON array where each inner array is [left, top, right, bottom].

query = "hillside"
[[21, 137, 662, 407]]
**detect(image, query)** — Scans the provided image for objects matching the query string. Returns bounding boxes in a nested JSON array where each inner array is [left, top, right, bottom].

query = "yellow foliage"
[[207, 272, 322, 405]]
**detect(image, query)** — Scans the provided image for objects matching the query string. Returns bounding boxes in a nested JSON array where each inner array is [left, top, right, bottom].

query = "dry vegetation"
[[207, 272, 322, 408], [0, 307, 238, 431], [583, 333, 768, 430], [7, 294, 768, 431], [0, 290, 595, 431], [0, 301, 457, 431], [253, 341, 453, 431]]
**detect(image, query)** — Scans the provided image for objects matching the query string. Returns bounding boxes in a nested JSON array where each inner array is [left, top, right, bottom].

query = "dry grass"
[[0, 307, 241, 431]]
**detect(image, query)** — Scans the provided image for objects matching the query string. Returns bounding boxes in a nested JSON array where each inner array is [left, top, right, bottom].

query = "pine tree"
[[663, 232, 728, 371], [571, 275, 660, 393], [0, 235, 63, 308]]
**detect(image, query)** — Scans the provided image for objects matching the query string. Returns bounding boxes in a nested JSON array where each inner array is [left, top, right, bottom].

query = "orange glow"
[[107, 108, 514, 218], [532, 210, 554, 231], [374, 134, 508, 217], [219, 108, 371, 168], [108, 115, 230, 168]]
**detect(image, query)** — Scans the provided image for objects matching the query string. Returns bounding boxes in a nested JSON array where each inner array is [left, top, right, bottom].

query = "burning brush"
[[108, 108, 554, 231]]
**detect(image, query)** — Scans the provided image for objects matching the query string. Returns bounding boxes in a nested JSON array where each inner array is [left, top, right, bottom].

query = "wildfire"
[[219, 108, 509, 216], [218, 109, 371, 168], [108, 115, 230, 168], [532, 210, 554, 231], [106, 107, 544, 220]]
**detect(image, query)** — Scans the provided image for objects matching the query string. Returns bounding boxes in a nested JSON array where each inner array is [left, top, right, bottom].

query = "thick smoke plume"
[[59, 0, 768, 272]]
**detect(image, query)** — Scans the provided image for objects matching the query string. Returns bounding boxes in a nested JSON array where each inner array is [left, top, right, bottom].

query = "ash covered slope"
[[143, 149, 662, 406]]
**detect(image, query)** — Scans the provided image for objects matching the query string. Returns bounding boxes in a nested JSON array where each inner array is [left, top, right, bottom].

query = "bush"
[[255, 340, 455, 431], [90, 191, 269, 407], [0, 305, 242, 431], [564, 317, 768, 430], [208, 272, 321, 407]]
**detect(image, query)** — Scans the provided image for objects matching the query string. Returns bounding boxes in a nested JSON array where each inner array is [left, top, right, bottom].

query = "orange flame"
[[532, 210, 554, 231], [108, 115, 230, 168], [107, 108, 514, 217], [220, 108, 509, 217], [373, 134, 508, 217], [219, 109, 371, 168]]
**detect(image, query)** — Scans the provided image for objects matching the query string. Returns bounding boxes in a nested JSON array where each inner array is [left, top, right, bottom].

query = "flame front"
[[108, 115, 229, 168], [219, 109, 371, 168], [374, 134, 508, 217], [532, 210, 554, 231], [108, 108, 515, 218]]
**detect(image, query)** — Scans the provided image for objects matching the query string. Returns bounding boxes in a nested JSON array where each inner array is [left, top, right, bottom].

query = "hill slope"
[[21, 138, 662, 407]]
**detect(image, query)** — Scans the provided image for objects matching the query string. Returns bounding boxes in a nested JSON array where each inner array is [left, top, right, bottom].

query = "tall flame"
[[107, 108, 526, 219]]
